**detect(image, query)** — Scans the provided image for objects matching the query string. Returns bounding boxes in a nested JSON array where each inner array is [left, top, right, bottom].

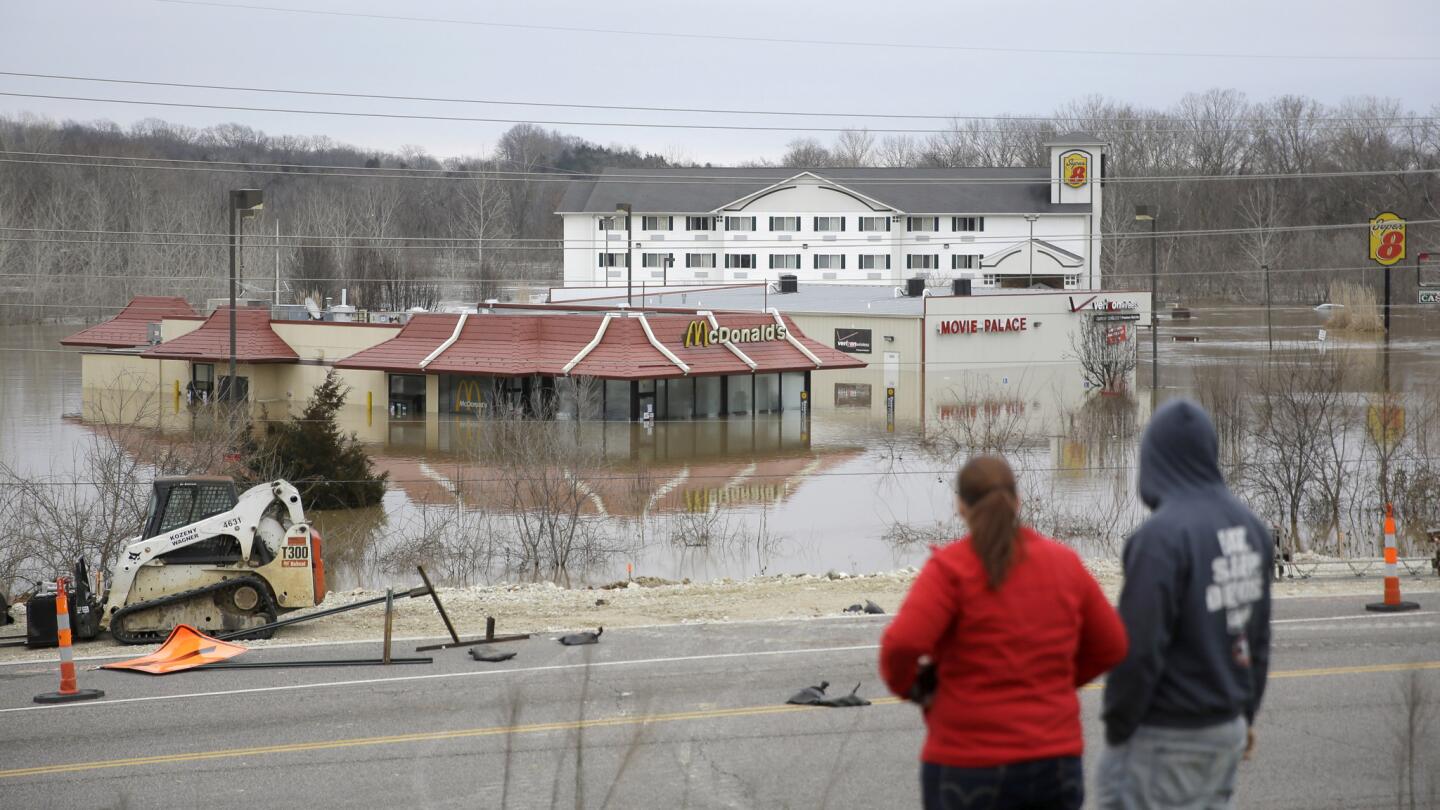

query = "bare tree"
[[1069, 314, 1138, 394], [831, 129, 876, 167]]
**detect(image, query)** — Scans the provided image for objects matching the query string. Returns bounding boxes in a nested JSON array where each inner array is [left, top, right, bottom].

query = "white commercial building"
[[558, 133, 1107, 292]]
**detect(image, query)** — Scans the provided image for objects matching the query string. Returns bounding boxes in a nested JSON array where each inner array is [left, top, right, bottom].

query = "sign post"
[[1369, 212, 1406, 394], [1369, 212, 1406, 504]]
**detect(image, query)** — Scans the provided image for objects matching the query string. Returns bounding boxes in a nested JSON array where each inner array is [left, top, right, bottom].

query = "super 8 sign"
[[1369, 212, 1406, 267]]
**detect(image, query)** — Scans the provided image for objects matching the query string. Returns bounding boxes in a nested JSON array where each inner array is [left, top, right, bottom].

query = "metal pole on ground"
[[34, 578, 104, 704], [382, 587, 394, 665]]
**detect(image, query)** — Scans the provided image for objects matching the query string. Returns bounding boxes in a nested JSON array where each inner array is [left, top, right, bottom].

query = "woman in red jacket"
[[880, 455, 1128, 810]]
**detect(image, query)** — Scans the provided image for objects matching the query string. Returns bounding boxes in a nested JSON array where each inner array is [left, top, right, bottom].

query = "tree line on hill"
[[0, 88, 1435, 323]]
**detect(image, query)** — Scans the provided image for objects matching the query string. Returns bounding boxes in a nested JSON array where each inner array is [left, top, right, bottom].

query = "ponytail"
[[956, 456, 1022, 589]]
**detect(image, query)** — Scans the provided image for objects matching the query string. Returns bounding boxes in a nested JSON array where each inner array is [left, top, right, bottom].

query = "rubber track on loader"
[[110, 576, 279, 645]]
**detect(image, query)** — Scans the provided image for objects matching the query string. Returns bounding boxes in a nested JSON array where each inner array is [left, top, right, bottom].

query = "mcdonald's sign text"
[[682, 320, 788, 348]]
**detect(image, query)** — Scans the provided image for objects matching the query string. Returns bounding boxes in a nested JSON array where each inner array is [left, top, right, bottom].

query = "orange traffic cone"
[[1366, 504, 1421, 613], [34, 577, 105, 703]]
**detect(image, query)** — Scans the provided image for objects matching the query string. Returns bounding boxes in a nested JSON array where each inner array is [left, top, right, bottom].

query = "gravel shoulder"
[[3, 561, 1436, 664]]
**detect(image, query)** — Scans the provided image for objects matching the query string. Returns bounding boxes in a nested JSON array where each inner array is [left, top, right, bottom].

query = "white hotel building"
[[559, 133, 1107, 291]]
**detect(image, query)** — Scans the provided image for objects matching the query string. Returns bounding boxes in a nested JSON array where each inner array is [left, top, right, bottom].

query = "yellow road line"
[[3, 661, 1436, 781]]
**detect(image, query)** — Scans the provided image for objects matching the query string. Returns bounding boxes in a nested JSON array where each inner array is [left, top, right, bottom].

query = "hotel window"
[[725, 254, 757, 269], [1066, 275, 1081, 286], [952, 255, 977, 270], [858, 254, 890, 270], [725, 216, 756, 231], [768, 216, 800, 232], [858, 216, 891, 232], [952, 216, 985, 232], [686, 253, 716, 268], [598, 252, 628, 267], [598, 215, 628, 231], [813, 216, 846, 232], [906, 216, 939, 232], [982, 274, 998, 286], [685, 216, 715, 231], [770, 254, 801, 269], [907, 254, 939, 270], [814, 254, 845, 270], [642, 252, 674, 268], [642, 215, 673, 231]]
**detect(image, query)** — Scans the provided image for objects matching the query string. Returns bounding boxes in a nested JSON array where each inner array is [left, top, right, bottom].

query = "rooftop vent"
[[905, 277, 926, 298], [778, 274, 798, 294]]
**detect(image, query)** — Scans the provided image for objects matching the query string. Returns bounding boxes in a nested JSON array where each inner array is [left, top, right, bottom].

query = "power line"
[[6, 91, 1439, 136], [2, 265, 1418, 284], [0, 218, 1433, 249], [151, 0, 1440, 63], [4, 151, 1438, 187], [6, 70, 1439, 126]]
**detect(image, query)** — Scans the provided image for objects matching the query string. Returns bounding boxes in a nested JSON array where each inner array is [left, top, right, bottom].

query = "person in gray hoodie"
[[1097, 399, 1273, 809]]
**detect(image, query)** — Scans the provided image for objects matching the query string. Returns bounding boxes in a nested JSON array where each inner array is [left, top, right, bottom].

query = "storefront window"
[[781, 372, 806, 410], [666, 377, 694, 420], [555, 378, 578, 420], [604, 379, 631, 421], [727, 374, 753, 415], [754, 373, 780, 413], [695, 376, 722, 418], [389, 374, 426, 418]]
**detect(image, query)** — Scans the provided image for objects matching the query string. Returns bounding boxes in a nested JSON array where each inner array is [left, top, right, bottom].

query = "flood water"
[[4, 304, 1438, 589]]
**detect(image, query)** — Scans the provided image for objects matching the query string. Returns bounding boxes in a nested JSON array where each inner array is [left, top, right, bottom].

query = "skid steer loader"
[[99, 476, 327, 644]]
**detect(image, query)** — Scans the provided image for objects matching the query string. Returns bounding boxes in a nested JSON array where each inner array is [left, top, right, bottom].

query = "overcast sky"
[[2, 0, 1437, 164]]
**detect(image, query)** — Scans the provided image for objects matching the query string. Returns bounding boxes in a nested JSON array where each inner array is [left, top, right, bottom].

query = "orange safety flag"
[[101, 625, 249, 674]]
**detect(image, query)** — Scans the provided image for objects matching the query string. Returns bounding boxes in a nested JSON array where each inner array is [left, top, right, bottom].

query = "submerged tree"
[[1070, 315, 1138, 394], [248, 370, 387, 510]]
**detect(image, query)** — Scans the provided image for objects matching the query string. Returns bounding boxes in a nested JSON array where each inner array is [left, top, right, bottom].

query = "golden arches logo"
[[683, 320, 712, 348], [1062, 151, 1089, 189], [454, 378, 487, 415]]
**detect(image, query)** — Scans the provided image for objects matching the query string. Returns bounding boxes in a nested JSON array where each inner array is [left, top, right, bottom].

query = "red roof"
[[61, 296, 198, 348], [141, 307, 299, 363], [337, 311, 863, 379]]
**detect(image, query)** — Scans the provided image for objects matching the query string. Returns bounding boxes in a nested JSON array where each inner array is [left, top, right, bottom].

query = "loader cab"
[[142, 477, 239, 540]]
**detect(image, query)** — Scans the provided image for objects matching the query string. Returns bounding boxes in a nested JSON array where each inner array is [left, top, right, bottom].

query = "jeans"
[[920, 756, 1083, 810], [1095, 716, 1247, 810]]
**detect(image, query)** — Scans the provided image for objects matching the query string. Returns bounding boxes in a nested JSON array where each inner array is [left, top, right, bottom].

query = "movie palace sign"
[[936, 317, 1028, 335], [683, 320, 788, 348]]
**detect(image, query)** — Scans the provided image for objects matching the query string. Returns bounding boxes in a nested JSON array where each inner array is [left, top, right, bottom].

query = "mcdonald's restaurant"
[[63, 298, 864, 428], [336, 307, 863, 421]]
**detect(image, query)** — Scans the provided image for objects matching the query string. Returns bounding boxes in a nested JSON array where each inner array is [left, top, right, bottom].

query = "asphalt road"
[[0, 594, 1436, 809]]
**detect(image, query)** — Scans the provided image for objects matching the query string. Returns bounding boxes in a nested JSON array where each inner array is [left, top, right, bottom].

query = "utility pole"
[[274, 219, 281, 306]]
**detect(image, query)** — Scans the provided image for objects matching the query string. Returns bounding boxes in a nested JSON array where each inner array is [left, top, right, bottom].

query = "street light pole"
[[663, 254, 672, 287], [1149, 217, 1158, 394], [616, 203, 633, 307], [1134, 205, 1159, 397], [228, 199, 238, 399], [227, 189, 264, 405], [1024, 214, 1038, 288]]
